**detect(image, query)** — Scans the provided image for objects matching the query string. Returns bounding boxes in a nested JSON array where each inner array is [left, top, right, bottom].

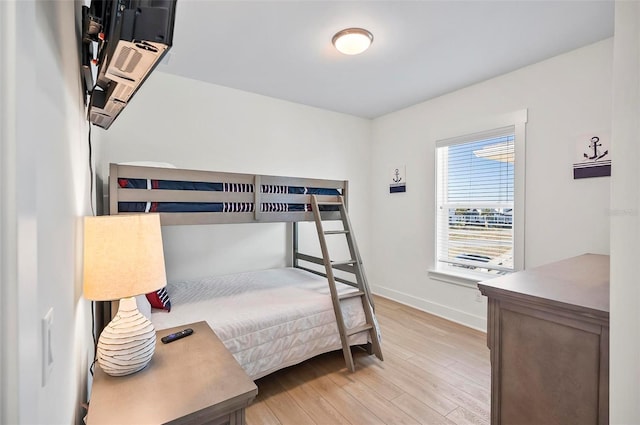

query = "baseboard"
[[371, 285, 487, 332]]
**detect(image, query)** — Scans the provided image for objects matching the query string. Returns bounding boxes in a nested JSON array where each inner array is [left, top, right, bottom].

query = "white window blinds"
[[436, 126, 515, 274]]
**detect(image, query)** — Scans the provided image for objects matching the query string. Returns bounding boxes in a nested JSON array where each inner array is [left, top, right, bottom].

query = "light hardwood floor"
[[246, 296, 490, 425]]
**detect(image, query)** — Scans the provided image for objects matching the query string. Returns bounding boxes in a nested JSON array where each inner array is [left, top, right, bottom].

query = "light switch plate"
[[42, 308, 54, 386]]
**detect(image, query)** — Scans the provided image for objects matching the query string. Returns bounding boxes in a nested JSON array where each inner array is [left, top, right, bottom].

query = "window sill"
[[428, 267, 503, 289]]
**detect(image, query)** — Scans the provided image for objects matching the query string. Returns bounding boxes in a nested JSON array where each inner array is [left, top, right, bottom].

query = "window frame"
[[429, 109, 527, 287]]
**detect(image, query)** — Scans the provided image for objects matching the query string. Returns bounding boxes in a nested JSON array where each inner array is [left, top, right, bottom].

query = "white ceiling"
[[159, 1, 614, 119]]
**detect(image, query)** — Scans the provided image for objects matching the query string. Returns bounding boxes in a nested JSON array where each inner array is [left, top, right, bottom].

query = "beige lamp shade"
[[83, 214, 167, 301]]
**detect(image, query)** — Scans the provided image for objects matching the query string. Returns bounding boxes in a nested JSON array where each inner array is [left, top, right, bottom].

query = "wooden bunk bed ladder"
[[310, 195, 384, 372]]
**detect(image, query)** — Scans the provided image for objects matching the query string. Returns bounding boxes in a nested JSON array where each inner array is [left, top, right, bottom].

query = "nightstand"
[[86, 321, 258, 425]]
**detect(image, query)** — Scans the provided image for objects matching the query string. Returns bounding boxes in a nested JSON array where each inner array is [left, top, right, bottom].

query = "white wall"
[[1, 1, 93, 423], [98, 72, 372, 281], [35, 1, 94, 422], [370, 39, 613, 330], [610, 1, 640, 422]]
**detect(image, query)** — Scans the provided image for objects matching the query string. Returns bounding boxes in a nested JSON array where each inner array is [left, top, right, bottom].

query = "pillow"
[[146, 287, 171, 312], [135, 294, 152, 320]]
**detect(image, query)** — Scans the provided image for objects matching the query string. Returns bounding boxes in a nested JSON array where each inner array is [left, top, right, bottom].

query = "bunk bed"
[[108, 163, 382, 379]]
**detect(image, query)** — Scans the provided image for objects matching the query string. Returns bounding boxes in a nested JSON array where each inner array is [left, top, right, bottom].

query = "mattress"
[[151, 267, 369, 379]]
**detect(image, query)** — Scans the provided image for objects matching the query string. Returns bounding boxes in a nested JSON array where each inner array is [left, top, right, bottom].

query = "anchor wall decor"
[[390, 166, 407, 193], [573, 133, 611, 179]]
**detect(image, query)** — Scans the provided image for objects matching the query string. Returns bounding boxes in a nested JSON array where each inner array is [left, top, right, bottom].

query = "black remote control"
[[161, 328, 194, 344]]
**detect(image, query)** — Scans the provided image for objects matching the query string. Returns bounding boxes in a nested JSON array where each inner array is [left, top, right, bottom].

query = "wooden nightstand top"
[[87, 321, 258, 425]]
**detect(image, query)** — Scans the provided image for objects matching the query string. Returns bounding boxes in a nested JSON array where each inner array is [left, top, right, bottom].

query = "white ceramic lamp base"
[[97, 296, 156, 376]]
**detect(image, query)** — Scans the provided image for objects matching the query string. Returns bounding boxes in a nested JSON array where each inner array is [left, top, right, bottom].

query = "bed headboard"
[[108, 163, 349, 225]]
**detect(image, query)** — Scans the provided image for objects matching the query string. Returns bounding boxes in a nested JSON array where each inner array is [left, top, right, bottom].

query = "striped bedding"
[[150, 267, 368, 379], [117, 178, 340, 213]]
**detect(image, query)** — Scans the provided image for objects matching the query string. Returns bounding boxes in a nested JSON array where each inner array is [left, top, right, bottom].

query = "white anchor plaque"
[[573, 133, 611, 179], [390, 166, 406, 193]]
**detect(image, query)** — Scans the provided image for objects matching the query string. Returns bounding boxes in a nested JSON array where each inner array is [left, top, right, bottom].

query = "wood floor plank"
[[246, 296, 491, 425], [358, 352, 459, 416], [342, 380, 420, 425], [447, 360, 491, 389], [306, 350, 358, 388], [274, 367, 351, 425], [299, 363, 387, 425], [374, 333, 416, 361], [382, 320, 489, 373], [256, 376, 316, 425], [383, 354, 490, 423], [379, 303, 450, 339], [405, 354, 490, 405], [391, 393, 457, 425], [377, 297, 490, 368], [446, 406, 490, 425], [378, 320, 458, 368], [348, 358, 406, 401], [244, 399, 281, 425]]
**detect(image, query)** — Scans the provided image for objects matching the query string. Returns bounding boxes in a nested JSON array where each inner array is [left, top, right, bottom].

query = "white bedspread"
[[152, 267, 368, 379]]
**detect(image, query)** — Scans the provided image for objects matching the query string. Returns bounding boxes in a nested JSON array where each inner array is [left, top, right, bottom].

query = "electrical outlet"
[[42, 308, 54, 386]]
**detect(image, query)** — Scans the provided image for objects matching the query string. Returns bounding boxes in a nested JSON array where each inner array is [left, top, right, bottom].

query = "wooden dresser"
[[478, 254, 609, 425]]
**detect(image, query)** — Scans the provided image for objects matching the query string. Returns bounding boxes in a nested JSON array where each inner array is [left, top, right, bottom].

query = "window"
[[433, 112, 526, 283]]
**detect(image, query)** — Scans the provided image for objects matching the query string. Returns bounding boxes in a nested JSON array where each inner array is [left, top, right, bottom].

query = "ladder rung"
[[339, 290, 365, 301], [346, 324, 373, 337], [311, 193, 383, 369], [324, 230, 349, 235], [332, 259, 356, 266]]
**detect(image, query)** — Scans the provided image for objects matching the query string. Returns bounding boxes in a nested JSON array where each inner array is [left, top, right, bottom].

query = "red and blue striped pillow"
[[146, 287, 171, 312]]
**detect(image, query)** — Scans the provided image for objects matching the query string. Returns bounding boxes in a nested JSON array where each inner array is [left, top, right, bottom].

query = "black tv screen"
[[83, 0, 177, 129]]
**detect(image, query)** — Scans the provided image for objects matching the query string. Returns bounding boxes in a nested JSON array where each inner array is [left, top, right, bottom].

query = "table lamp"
[[83, 213, 167, 377]]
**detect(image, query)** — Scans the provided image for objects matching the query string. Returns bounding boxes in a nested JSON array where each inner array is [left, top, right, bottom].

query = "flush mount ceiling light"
[[332, 28, 373, 55]]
